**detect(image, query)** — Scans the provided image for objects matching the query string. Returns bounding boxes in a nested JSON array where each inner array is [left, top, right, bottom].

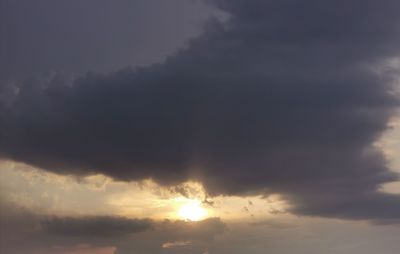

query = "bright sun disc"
[[178, 201, 207, 221]]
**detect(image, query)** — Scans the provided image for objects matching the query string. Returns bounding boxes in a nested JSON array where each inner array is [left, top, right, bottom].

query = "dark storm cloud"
[[1, 0, 400, 222], [42, 216, 152, 237]]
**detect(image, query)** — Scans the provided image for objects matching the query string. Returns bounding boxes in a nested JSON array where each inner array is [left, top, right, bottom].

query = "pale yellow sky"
[[0, 160, 288, 222]]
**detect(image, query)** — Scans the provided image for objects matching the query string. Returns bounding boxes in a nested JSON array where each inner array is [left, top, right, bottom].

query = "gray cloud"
[[115, 217, 227, 254], [1, 0, 400, 222], [0, 203, 226, 254], [41, 216, 152, 237], [3, 202, 400, 254], [0, 0, 213, 82]]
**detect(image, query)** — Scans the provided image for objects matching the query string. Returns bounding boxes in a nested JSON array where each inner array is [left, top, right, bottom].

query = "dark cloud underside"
[[1, 0, 400, 222]]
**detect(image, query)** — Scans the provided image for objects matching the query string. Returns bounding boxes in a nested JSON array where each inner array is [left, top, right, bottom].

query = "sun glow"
[[178, 200, 207, 221]]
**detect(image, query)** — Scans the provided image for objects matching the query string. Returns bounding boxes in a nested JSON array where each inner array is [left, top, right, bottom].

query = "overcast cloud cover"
[[1, 0, 400, 227], [0, 0, 214, 81]]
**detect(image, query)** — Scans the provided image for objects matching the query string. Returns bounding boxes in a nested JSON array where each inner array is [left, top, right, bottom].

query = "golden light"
[[178, 200, 207, 221]]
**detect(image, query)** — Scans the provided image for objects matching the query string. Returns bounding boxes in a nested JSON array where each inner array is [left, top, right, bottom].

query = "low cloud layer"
[[42, 216, 152, 237], [0, 203, 226, 254], [1, 0, 400, 222]]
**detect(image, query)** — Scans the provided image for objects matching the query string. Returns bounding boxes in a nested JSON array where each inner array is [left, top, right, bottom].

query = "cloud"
[[249, 219, 297, 229], [4, 203, 400, 254], [1, 0, 400, 222], [115, 218, 227, 254], [41, 216, 152, 237], [0, 202, 227, 254], [0, 0, 213, 82], [162, 241, 192, 249], [157, 218, 227, 241]]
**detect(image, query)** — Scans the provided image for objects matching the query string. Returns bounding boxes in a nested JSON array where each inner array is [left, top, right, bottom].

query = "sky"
[[0, 0, 400, 253]]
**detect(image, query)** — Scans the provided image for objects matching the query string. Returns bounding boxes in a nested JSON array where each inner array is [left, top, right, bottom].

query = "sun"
[[178, 200, 207, 221]]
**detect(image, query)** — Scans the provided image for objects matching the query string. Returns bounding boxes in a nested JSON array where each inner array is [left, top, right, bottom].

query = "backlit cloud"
[[1, 0, 400, 223]]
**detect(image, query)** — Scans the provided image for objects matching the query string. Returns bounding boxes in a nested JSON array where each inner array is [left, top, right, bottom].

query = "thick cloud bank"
[[1, 0, 400, 222]]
